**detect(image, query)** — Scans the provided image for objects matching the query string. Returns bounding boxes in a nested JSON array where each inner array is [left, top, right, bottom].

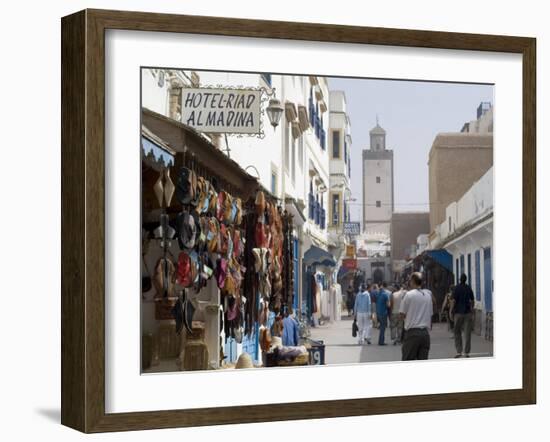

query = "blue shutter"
[[460, 255, 465, 279], [483, 247, 493, 312], [475, 250, 481, 301], [467, 253, 472, 286], [455, 258, 459, 284]]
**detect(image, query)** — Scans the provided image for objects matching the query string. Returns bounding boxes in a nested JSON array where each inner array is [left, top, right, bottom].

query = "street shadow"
[[35, 408, 60, 423], [359, 344, 370, 362]]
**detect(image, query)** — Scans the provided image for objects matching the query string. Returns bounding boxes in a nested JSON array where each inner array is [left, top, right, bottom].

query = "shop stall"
[[141, 109, 306, 371]]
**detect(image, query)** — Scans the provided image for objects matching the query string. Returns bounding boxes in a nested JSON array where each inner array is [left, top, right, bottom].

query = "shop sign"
[[342, 259, 357, 270], [343, 222, 360, 236], [181, 88, 262, 134]]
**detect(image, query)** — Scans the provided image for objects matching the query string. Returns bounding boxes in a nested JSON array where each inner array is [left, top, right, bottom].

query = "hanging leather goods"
[[163, 168, 175, 207], [153, 170, 164, 208]]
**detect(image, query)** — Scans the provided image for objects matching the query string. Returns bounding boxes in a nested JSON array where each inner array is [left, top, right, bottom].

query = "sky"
[[328, 77, 494, 222]]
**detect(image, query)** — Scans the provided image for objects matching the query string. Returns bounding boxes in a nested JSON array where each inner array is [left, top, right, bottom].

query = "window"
[[332, 194, 340, 226], [344, 140, 348, 164], [448, 216, 452, 232], [332, 130, 340, 158], [376, 176, 381, 184], [376, 200, 381, 208]]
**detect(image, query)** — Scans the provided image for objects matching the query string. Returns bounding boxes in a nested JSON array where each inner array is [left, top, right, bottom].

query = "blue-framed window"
[[317, 199, 321, 225]]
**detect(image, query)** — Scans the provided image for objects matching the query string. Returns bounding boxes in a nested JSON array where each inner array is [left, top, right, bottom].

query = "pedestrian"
[[354, 284, 372, 345], [389, 285, 405, 345], [400, 272, 433, 360], [370, 284, 379, 328], [346, 284, 356, 317], [450, 274, 475, 358], [441, 286, 455, 332], [282, 307, 300, 347], [376, 282, 391, 345]]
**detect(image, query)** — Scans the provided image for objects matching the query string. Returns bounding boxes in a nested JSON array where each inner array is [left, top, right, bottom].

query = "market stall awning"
[[141, 125, 175, 170], [304, 245, 336, 267], [426, 249, 453, 272]]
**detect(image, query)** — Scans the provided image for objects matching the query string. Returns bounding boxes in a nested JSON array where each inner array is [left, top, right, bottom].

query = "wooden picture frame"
[[61, 8, 536, 433]]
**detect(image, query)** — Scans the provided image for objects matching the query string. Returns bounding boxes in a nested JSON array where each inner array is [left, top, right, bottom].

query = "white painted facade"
[[328, 90, 352, 264], [431, 167, 494, 336], [141, 68, 337, 332]]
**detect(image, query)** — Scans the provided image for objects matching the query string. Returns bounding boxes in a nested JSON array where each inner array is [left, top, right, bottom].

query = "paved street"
[[309, 316, 493, 364]]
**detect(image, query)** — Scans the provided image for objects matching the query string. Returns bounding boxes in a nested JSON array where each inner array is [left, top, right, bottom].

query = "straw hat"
[[235, 352, 254, 369]]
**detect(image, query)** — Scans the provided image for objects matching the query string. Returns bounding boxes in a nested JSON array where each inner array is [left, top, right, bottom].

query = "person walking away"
[[346, 284, 356, 317], [354, 284, 372, 345], [399, 272, 433, 360], [441, 286, 455, 333], [450, 274, 475, 358], [376, 282, 391, 345], [282, 308, 300, 347], [390, 285, 405, 345], [370, 284, 379, 328]]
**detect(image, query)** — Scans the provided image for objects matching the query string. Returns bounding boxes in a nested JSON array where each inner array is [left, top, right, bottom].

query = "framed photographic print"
[[61, 9, 536, 433]]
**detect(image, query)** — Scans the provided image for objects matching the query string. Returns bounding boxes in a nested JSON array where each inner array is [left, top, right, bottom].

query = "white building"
[[362, 121, 394, 239], [328, 90, 352, 262], [461, 102, 493, 134], [430, 167, 493, 337], [141, 68, 337, 327]]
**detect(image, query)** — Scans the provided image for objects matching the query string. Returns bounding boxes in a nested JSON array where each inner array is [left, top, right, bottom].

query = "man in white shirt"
[[399, 272, 433, 360]]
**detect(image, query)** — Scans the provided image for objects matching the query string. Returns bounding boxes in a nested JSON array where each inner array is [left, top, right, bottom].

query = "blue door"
[[475, 250, 481, 301], [483, 247, 493, 312]]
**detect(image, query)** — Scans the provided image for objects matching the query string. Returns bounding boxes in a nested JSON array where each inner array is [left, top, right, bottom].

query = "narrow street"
[[309, 316, 493, 364]]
